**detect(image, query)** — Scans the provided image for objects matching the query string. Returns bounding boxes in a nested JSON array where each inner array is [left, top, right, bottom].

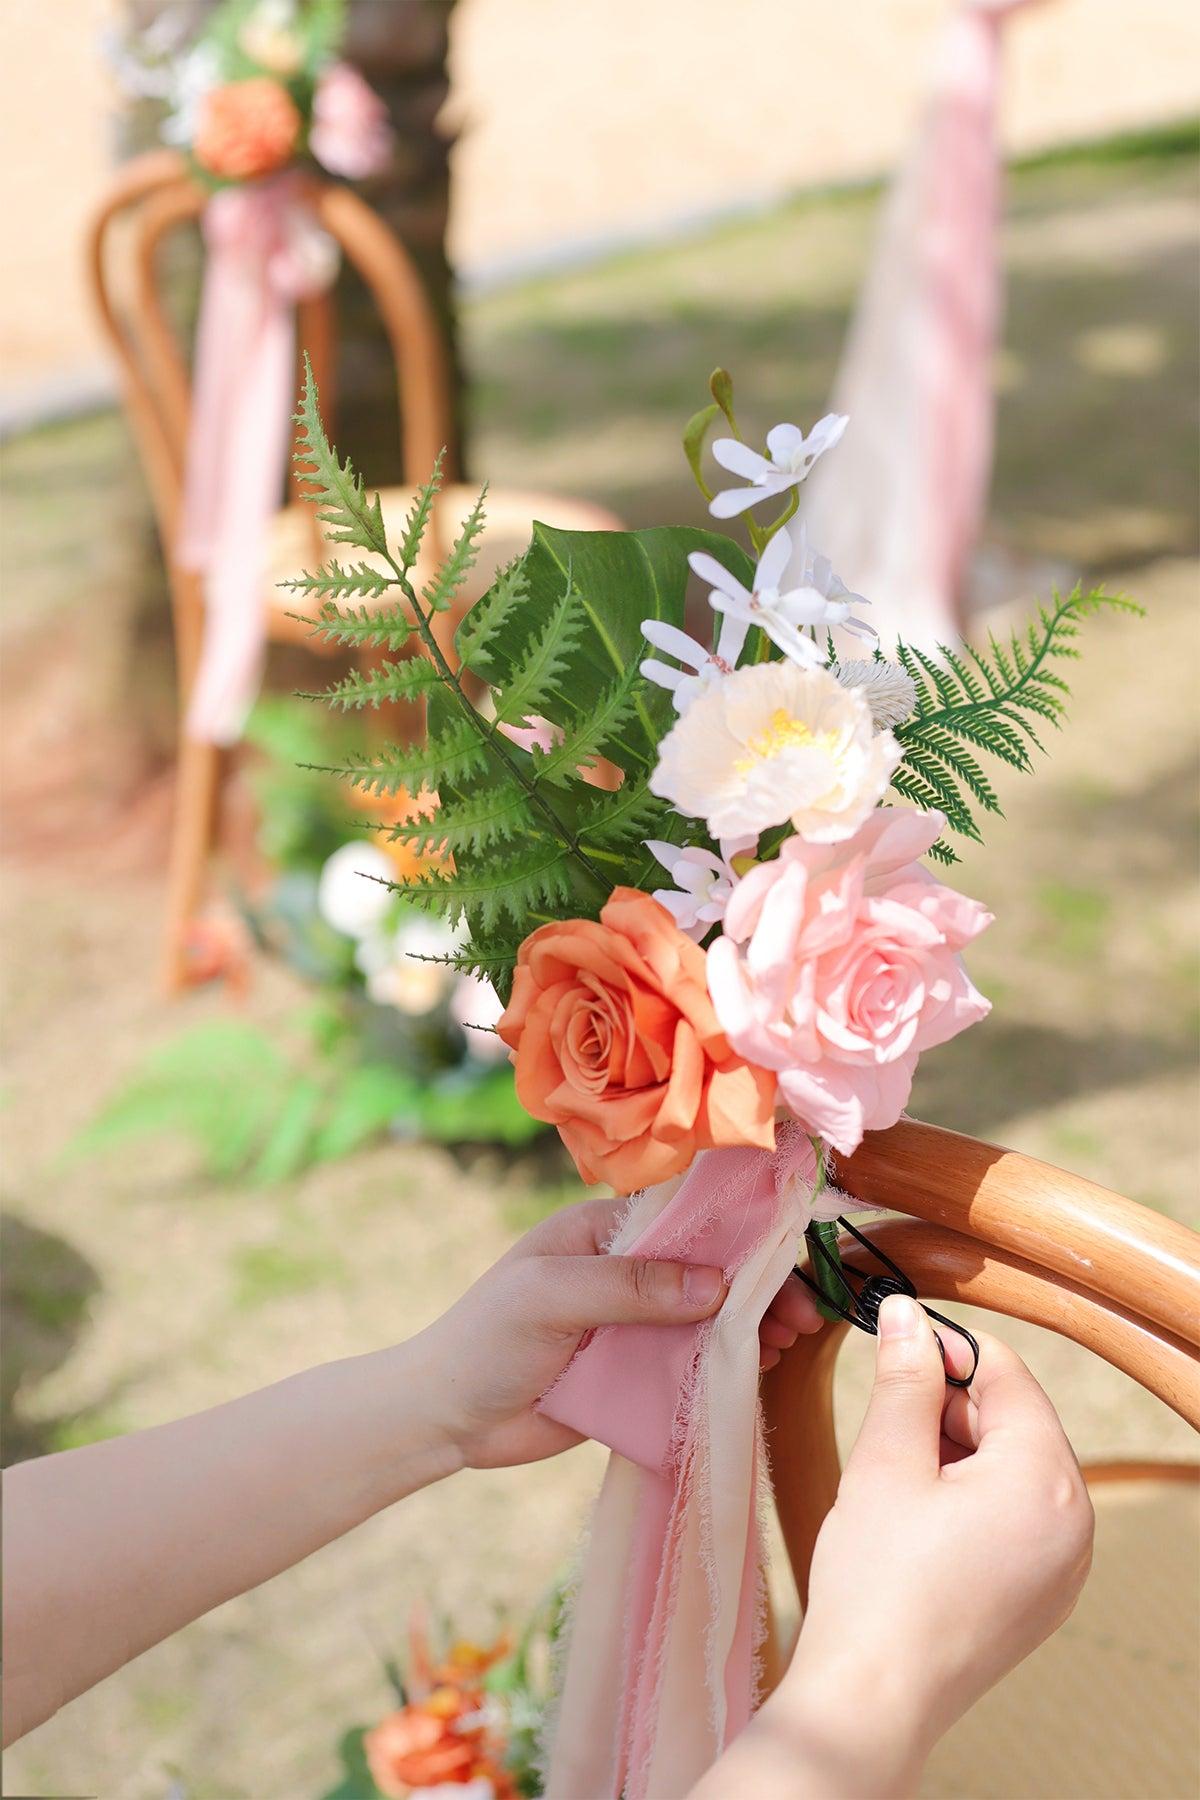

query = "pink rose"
[[706, 808, 992, 1156], [309, 63, 393, 179]]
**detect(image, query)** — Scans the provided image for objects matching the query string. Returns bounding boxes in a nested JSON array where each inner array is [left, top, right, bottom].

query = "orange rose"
[[193, 78, 301, 181], [497, 888, 775, 1193], [363, 1698, 477, 1796]]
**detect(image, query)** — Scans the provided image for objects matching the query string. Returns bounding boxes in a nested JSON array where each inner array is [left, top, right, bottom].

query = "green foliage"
[[890, 585, 1142, 858], [294, 354, 387, 552], [288, 363, 753, 1000], [319, 1727, 380, 1800], [68, 1014, 539, 1188]]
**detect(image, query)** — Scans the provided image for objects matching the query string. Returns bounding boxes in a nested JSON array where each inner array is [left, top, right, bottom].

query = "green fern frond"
[[496, 575, 583, 727], [530, 681, 641, 791], [578, 779, 664, 851], [302, 657, 439, 712], [925, 837, 960, 866], [292, 600, 412, 653], [314, 722, 487, 800], [281, 560, 390, 602], [893, 585, 1141, 847], [293, 354, 386, 553], [397, 453, 444, 574], [390, 775, 530, 855], [422, 487, 488, 614], [456, 557, 529, 677], [404, 840, 579, 933], [442, 943, 518, 984]]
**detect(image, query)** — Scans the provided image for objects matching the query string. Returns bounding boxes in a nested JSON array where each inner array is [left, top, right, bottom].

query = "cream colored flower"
[[835, 659, 918, 730], [239, 0, 304, 75], [649, 660, 901, 843]]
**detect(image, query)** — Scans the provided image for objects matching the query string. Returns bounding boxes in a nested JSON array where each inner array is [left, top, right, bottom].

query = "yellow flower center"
[[735, 708, 835, 774]]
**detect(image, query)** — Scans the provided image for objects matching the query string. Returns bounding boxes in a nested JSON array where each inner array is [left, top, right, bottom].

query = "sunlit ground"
[[2, 134, 1197, 1799]]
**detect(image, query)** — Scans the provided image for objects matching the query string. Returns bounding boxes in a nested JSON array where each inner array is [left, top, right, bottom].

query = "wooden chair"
[[86, 149, 622, 993], [763, 1118, 1200, 1618]]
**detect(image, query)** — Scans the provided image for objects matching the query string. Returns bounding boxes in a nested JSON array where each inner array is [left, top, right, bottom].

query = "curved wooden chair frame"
[[763, 1119, 1200, 1613], [86, 153, 457, 991]]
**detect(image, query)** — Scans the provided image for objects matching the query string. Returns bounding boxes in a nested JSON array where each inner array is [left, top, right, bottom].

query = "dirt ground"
[[2, 146, 1198, 1799]]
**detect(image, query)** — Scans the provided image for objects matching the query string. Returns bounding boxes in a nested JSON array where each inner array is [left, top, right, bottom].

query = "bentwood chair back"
[[86, 148, 620, 991], [763, 1118, 1200, 1612]]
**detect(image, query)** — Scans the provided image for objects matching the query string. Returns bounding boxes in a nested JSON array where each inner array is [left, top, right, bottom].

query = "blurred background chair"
[[764, 1119, 1200, 1792], [87, 148, 621, 993]]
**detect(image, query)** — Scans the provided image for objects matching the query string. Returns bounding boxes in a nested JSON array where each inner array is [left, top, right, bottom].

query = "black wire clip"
[[796, 1216, 980, 1389]]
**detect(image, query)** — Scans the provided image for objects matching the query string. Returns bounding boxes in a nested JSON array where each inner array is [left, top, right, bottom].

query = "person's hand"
[[408, 1195, 822, 1471], [774, 1294, 1095, 1795]]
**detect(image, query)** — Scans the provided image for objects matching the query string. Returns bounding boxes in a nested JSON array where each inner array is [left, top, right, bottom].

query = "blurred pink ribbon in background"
[[538, 1126, 831, 1800], [800, 0, 1042, 648], [177, 175, 337, 744]]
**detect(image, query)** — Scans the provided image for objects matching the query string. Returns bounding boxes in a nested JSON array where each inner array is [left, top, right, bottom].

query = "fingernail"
[[683, 1265, 724, 1308], [878, 1293, 920, 1340]]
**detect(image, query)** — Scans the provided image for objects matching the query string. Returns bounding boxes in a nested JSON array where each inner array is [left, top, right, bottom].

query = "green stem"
[[804, 1140, 845, 1323], [762, 488, 800, 540]]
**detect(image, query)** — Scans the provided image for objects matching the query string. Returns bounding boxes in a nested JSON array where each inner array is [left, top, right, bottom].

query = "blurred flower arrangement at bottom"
[[72, 701, 541, 1185], [323, 1594, 560, 1800]]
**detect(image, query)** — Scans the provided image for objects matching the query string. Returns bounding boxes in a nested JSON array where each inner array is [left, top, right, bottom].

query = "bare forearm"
[[689, 1645, 930, 1800], [2, 1342, 459, 1744]]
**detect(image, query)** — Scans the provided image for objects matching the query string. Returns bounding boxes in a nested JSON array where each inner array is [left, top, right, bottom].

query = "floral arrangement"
[[323, 1603, 557, 1800], [290, 367, 1136, 1790], [287, 359, 1135, 1254], [112, 0, 391, 186]]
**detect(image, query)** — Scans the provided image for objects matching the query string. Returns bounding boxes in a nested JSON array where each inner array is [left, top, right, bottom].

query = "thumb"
[[843, 1293, 946, 1485], [529, 1253, 728, 1332]]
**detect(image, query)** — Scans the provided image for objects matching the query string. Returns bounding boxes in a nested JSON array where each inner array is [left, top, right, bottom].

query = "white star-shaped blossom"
[[688, 525, 875, 672], [709, 414, 848, 519], [640, 611, 750, 714], [645, 835, 757, 939]]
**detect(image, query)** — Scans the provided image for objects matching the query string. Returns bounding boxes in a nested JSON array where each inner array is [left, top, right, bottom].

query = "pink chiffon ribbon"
[[538, 1125, 822, 1800], [177, 175, 337, 744], [800, 0, 1040, 646]]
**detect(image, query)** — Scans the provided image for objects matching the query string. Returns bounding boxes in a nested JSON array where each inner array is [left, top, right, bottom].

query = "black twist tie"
[[795, 1215, 980, 1389]]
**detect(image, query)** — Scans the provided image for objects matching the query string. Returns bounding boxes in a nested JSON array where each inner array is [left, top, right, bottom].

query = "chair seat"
[[266, 483, 623, 648]]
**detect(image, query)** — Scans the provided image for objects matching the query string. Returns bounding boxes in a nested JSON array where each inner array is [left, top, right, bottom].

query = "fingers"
[[508, 1195, 629, 1261], [842, 1293, 947, 1486], [966, 1330, 1070, 1454], [764, 1273, 824, 1337], [515, 1252, 727, 1334]]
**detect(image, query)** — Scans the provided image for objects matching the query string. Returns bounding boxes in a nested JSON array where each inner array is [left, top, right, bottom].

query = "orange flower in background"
[[364, 1687, 517, 1799], [347, 782, 449, 884], [193, 78, 301, 181], [497, 887, 776, 1193]]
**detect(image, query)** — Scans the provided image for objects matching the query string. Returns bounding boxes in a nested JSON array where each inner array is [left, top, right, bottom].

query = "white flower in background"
[[835, 658, 919, 731], [239, 0, 304, 75], [359, 917, 458, 1014], [689, 526, 874, 671], [645, 835, 757, 939], [161, 42, 222, 144], [450, 973, 510, 1062], [317, 841, 394, 939], [649, 659, 901, 843], [640, 613, 749, 714], [709, 414, 848, 519]]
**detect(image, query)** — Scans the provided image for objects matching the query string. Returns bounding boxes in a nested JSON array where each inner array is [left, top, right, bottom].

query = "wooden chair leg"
[[761, 1321, 848, 1617], [161, 732, 224, 995]]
